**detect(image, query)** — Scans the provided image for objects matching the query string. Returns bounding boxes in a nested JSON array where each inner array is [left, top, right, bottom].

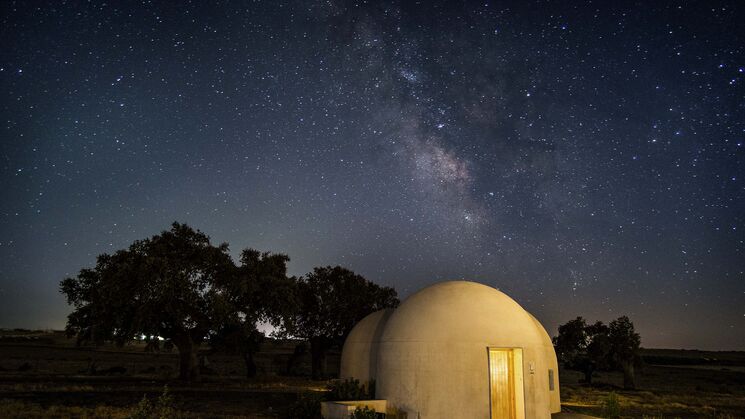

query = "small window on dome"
[[549, 369, 555, 391]]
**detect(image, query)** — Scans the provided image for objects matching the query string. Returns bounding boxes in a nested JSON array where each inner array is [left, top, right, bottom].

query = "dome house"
[[336, 280, 561, 419]]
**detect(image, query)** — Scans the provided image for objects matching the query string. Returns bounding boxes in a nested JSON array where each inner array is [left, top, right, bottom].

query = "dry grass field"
[[560, 367, 745, 418], [559, 348, 745, 418], [1, 330, 744, 418], [0, 330, 329, 418]]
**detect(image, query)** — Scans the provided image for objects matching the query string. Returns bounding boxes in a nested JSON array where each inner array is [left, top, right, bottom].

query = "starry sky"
[[1, 1, 744, 350]]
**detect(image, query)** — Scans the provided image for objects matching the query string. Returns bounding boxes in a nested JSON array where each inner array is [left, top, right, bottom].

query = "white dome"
[[528, 312, 562, 414], [338, 281, 560, 418], [339, 308, 393, 383], [379, 281, 543, 345]]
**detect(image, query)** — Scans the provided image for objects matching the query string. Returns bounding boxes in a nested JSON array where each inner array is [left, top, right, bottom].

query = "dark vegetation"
[[559, 360, 745, 418], [0, 331, 386, 418], [554, 316, 641, 389], [60, 222, 398, 382], [0, 329, 330, 418], [554, 316, 745, 418], [327, 378, 375, 401], [294, 267, 398, 380], [350, 406, 379, 419]]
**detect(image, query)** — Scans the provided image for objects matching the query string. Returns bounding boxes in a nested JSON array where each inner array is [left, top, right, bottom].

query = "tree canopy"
[[209, 249, 297, 377], [608, 315, 642, 389], [61, 222, 236, 380], [293, 266, 399, 379], [553, 315, 641, 389], [60, 223, 400, 382]]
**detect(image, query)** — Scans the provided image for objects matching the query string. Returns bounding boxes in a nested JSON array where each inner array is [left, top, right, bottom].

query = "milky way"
[[1, 1, 744, 349]]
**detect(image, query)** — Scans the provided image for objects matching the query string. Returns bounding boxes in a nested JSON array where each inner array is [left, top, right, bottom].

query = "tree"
[[292, 266, 399, 379], [210, 322, 266, 378], [553, 317, 587, 371], [210, 249, 297, 378], [584, 321, 612, 384], [554, 315, 641, 388], [60, 222, 235, 381], [608, 316, 641, 389], [553, 317, 612, 384]]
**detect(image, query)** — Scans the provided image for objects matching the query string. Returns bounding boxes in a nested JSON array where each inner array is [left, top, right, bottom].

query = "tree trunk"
[[584, 367, 593, 385], [243, 350, 257, 378], [174, 336, 200, 381], [285, 343, 306, 376], [310, 337, 327, 380], [622, 359, 636, 389]]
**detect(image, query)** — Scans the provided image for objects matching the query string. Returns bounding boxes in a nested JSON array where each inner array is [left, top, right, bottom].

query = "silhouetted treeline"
[[60, 222, 398, 381]]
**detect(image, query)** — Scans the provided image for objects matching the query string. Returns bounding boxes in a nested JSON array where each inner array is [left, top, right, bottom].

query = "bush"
[[328, 378, 375, 401], [128, 396, 153, 419], [285, 392, 323, 419], [351, 406, 379, 419], [128, 385, 178, 419], [601, 392, 621, 419]]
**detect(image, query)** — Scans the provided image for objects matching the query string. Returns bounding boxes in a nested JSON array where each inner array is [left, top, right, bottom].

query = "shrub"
[[328, 378, 375, 401], [351, 406, 379, 419], [128, 385, 178, 419], [285, 392, 323, 419], [601, 392, 621, 419], [128, 396, 153, 419]]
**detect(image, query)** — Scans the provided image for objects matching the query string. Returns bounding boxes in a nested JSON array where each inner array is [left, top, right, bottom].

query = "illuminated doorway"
[[488, 348, 525, 419]]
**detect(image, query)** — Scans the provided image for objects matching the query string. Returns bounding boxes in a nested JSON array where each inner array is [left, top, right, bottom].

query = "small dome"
[[339, 308, 393, 382]]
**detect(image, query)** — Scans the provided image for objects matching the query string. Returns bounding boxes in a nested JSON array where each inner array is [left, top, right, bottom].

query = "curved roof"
[[339, 308, 393, 380], [379, 280, 544, 345], [374, 281, 560, 418], [527, 311, 555, 348]]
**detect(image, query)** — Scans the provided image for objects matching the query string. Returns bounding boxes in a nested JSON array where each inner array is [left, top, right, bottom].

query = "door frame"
[[487, 346, 526, 419]]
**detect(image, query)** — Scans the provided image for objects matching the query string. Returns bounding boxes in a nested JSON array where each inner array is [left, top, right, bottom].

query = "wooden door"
[[489, 348, 525, 419]]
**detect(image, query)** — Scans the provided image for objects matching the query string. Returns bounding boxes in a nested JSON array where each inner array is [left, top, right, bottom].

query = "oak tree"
[[60, 222, 234, 381], [210, 249, 297, 378], [609, 316, 641, 389], [292, 266, 398, 379]]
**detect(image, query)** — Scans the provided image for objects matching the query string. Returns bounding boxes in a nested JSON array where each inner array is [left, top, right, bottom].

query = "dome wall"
[[339, 308, 393, 383], [375, 281, 554, 419], [528, 313, 561, 414]]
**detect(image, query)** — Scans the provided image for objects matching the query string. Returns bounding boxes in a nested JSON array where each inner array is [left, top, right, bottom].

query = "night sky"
[[1, 1, 744, 350]]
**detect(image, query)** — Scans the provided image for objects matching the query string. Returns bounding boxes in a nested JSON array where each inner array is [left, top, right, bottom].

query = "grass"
[[0, 331, 326, 418], [1, 330, 744, 418], [0, 398, 281, 418], [0, 399, 132, 418], [559, 366, 745, 418]]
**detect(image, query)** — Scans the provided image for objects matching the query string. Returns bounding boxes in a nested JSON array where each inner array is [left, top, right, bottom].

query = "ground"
[[1, 330, 744, 418], [553, 414, 601, 419], [559, 350, 745, 418]]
